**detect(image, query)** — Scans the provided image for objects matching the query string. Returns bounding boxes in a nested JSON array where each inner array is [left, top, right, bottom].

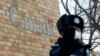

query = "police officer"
[[56, 14, 91, 56]]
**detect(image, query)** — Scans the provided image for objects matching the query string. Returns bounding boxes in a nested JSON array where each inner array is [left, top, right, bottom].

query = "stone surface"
[[0, 0, 60, 56]]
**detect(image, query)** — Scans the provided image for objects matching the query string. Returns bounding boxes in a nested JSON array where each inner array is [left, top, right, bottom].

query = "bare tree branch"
[[93, 0, 98, 20], [89, 29, 96, 45], [61, 0, 71, 15], [97, 15, 100, 24], [92, 37, 100, 45], [92, 42, 100, 50], [74, 0, 97, 24]]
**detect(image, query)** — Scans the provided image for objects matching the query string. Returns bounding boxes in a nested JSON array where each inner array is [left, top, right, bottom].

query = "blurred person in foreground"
[[50, 14, 91, 56]]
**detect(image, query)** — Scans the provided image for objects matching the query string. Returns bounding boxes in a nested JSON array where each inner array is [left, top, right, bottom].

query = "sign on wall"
[[9, 5, 54, 37]]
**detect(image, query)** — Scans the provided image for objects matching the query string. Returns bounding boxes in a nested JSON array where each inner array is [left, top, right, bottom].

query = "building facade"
[[0, 0, 60, 56]]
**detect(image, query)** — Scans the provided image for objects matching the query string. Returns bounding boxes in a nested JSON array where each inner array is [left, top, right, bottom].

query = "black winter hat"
[[57, 14, 84, 35]]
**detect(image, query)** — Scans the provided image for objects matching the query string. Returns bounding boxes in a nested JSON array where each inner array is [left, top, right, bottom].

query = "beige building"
[[0, 0, 60, 56]]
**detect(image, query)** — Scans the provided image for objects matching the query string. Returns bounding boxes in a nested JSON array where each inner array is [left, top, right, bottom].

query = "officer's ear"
[[73, 26, 81, 31]]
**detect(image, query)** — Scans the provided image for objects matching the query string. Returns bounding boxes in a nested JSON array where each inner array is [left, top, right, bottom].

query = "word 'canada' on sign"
[[9, 5, 54, 37]]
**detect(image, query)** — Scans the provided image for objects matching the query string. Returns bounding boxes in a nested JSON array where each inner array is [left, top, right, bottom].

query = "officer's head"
[[57, 14, 84, 37]]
